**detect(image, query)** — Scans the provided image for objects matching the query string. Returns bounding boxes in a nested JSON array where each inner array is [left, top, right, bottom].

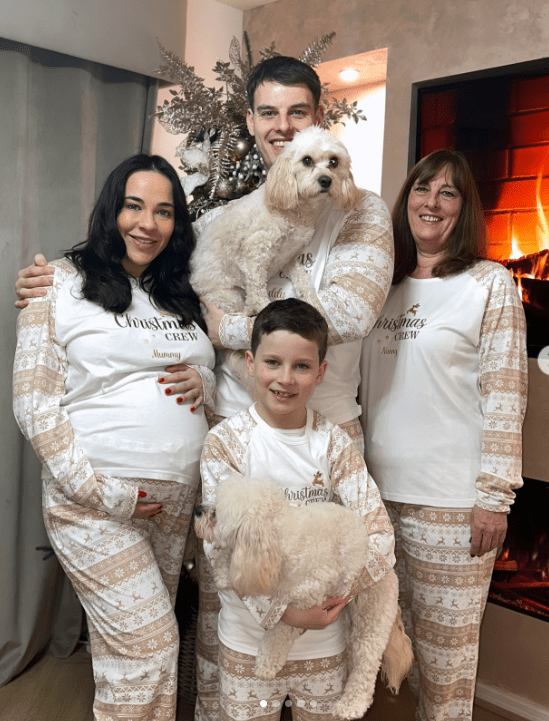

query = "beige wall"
[[329, 81, 386, 196], [0, 0, 187, 77], [244, 0, 549, 211]]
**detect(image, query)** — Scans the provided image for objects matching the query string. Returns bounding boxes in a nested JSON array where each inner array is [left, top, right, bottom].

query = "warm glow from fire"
[[507, 167, 549, 263], [536, 169, 549, 251], [510, 234, 524, 259], [504, 166, 549, 301], [516, 275, 524, 300]]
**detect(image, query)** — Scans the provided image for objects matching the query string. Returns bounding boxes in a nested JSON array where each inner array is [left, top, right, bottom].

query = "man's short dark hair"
[[251, 298, 328, 362], [246, 56, 322, 110]]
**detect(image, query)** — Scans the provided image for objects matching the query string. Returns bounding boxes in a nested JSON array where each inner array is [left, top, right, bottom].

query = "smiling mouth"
[[131, 236, 156, 245], [270, 139, 292, 148], [419, 215, 442, 222], [271, 389, 295, 398]]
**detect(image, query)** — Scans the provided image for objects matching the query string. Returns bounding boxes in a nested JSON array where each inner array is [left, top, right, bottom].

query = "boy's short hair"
[[246, 56, 322, 111], [251, 299, 328, 362]]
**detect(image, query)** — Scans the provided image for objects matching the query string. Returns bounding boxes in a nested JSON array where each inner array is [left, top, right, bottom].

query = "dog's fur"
[[195, 475, 413, 720], [189, 126, 361, 317]]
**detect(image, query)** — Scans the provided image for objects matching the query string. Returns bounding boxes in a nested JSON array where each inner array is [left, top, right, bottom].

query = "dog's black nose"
[[318, 175, 332, 190], [194, 504, 205, 517]]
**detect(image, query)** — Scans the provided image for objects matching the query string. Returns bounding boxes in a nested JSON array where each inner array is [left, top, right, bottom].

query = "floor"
[[0, 645, 509, 721]]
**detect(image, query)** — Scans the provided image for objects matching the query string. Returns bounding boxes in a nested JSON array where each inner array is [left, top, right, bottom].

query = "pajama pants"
[[218, 642, 347, 721], [194, 419, 364, 721], [385, 503, 497, 721], [44, 477, 197, 721]]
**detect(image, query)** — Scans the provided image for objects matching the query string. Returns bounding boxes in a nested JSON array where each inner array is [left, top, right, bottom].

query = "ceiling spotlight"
[[339, 68, 359, 83]]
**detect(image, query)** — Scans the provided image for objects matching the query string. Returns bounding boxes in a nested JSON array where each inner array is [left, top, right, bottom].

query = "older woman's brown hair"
[[392, 149, 486, 284]]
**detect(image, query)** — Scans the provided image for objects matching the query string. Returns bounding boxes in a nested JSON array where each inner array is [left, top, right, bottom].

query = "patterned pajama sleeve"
[[188, 363, 217, 410], [200, 427, 288, 631], [218, 190, 394, 350], [326, 421, 396, 594], [13, 260, 138, 519], [469, 263, 528, 513]]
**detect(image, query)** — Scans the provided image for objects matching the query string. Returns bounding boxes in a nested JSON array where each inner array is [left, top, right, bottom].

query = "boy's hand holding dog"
[[282, 596, 351, 630]]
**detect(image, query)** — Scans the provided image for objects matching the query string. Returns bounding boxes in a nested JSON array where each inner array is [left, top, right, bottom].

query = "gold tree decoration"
[[154, 32, 366, 220]]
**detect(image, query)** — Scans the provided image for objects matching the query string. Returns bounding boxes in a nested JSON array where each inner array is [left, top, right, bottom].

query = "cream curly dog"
[[189, 125, 360, 317], [195, 475, 413, 721]]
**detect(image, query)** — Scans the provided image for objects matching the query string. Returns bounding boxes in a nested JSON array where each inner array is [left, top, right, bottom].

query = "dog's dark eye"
[[302, 156, 313, 167], [329, 157, 339, 168]]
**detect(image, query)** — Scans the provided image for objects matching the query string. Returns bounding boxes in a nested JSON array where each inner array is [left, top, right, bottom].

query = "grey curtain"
[[0, 38, 157, 686]]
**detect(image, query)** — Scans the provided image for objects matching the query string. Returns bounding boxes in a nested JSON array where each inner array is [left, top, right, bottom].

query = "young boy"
[[200, 298, 395, 721]]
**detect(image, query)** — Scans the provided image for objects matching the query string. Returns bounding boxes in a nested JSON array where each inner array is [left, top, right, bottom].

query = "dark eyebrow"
[[255, 103, 311, 112], [124, 195, 174, 208]]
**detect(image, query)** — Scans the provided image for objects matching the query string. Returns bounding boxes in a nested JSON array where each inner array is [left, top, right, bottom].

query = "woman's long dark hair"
[[66, 154, 204, 330], [392, 149, 486, 285]]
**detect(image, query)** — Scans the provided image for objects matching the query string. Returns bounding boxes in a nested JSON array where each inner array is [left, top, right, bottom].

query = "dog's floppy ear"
[[264, 152, 300, 210], [338, 169, 362, 210], [229, 507, 282, 597]]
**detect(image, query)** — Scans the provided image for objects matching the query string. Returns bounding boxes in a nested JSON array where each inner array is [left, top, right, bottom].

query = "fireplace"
[[413, 60, 549, 624]]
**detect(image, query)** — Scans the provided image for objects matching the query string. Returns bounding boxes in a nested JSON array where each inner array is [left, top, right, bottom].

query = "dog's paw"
[[253, 647, 287, 680], [253, 657, 281, 680], [331, 693, 372, 721]]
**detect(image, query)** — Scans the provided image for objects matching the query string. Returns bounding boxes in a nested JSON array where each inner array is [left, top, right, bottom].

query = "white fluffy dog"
[[195, 476, 413, 721], [189, 125, 361, 316]]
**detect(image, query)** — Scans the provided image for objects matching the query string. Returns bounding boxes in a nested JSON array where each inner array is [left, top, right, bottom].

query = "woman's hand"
[[159, 365, 204, 408], [281, 596, 351, 630], [470, 505, 508, 556], [200, 297, 226, 350], [132, 497, 162, 520], [15, 254, 55, 309]]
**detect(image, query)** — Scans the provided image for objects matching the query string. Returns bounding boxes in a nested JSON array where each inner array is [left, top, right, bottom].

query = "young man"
[[200, 298, 395, 721], [15, 56, 394, 721]]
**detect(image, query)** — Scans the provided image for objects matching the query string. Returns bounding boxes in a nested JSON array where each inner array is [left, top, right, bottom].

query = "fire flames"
[[502, 169, 549, 305]]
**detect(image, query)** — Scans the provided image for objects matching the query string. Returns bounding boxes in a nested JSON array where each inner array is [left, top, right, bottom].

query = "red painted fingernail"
[[176, 397, 183, 405], [158, 377, 165, 383], [165, 388, 171, 395], [138, 491, 147, 498], [190, 406, 196, 413]]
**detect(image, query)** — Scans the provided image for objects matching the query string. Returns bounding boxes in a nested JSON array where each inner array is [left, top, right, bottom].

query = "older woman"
[[360, 149, 527, 721], [13, 154, 216, 721]]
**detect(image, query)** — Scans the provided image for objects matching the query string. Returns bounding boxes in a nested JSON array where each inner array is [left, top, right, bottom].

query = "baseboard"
[[476, 682, 549, 721]]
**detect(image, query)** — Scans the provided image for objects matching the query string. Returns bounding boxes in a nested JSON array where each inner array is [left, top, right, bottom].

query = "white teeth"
[[272, 390, 293, 397], [420, 215, 441, 222]]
